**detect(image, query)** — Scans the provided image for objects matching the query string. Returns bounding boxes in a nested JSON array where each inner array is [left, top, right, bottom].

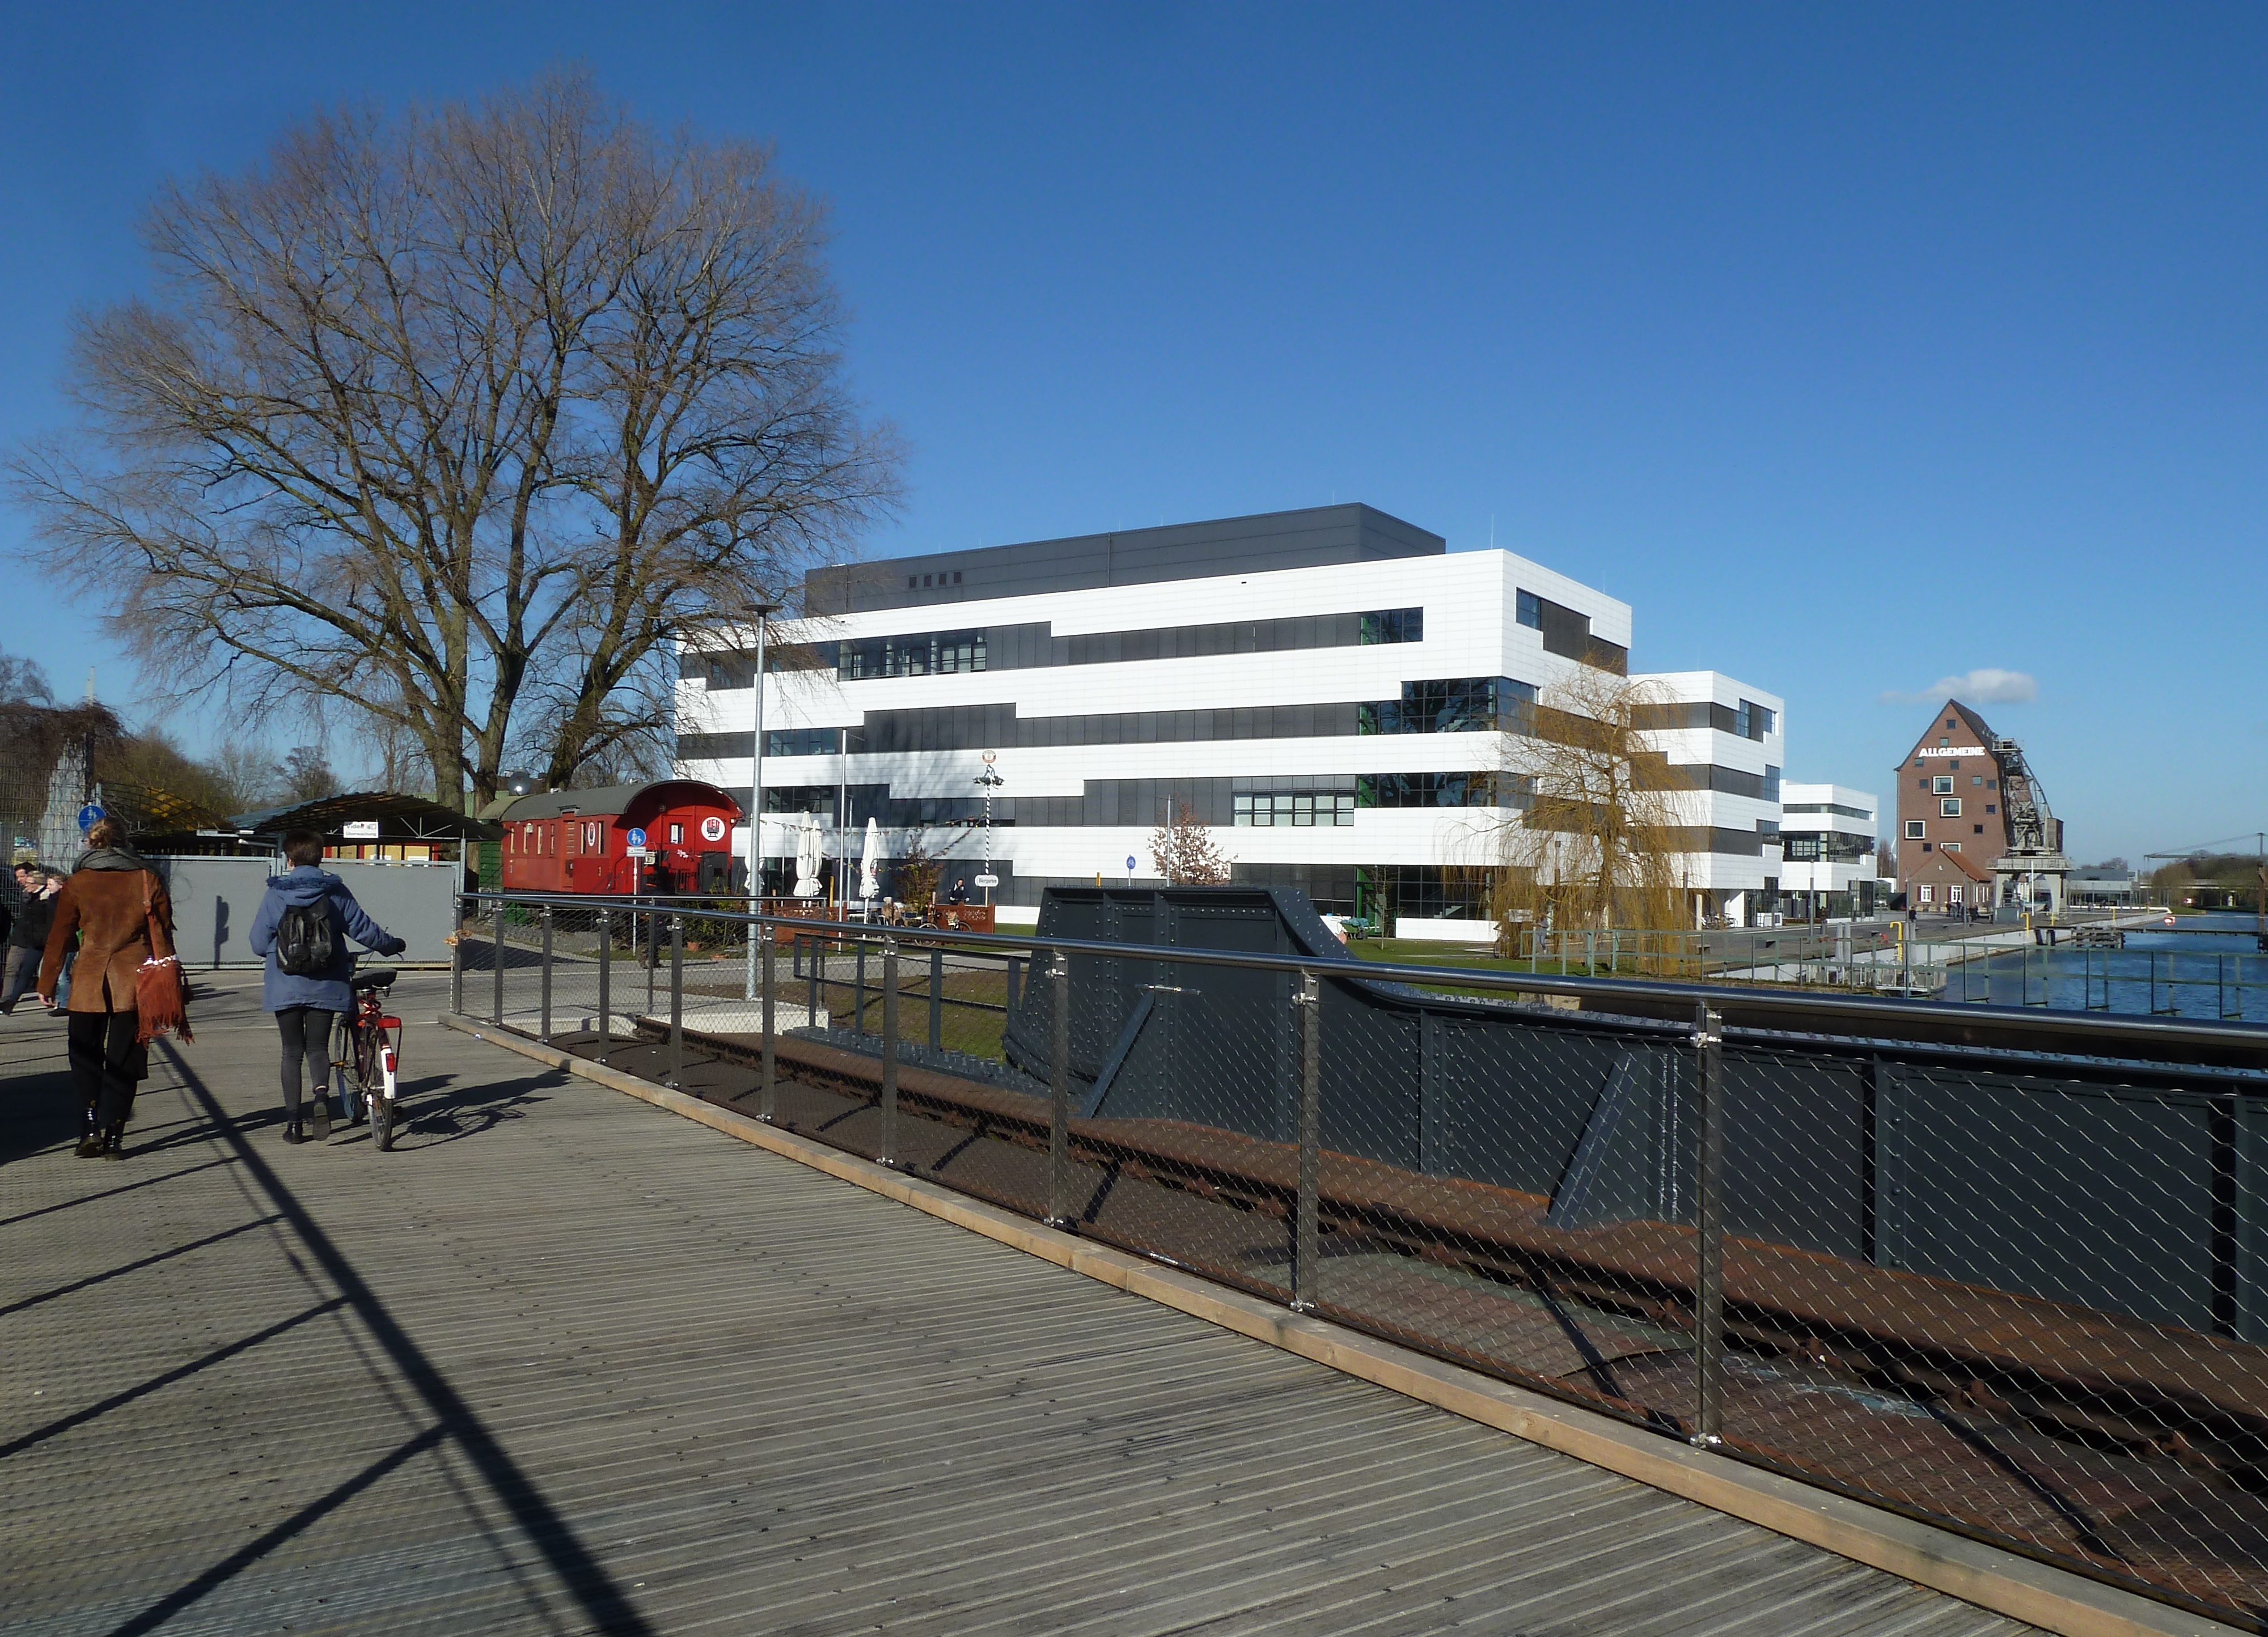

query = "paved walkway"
[[2, 976, 2033, 1636]]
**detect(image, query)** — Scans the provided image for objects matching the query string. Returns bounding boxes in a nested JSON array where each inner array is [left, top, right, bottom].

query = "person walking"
[[35, 821, 175, 1158], [1, 861, 59, 1013], [247, 831, 406, 1145]]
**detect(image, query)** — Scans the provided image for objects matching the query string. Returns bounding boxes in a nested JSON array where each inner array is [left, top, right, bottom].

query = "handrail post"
[[879, 938, 900, 1165], [759, 921, 776, 1121], [1292, 970, 1322, 1312], [492, 898, 506, 1025], [1046, 949, 1071, 1225], [855, 939, 868, 1034], [929, 945, 944, 1053], [450, 894, 466, 1016], [668, 914, 685, 1089], [807, 932, 820, 1027], [1692, 998, 1726, 1449], [539, 904, 554, 1042], [595, 907, 612, 1063]]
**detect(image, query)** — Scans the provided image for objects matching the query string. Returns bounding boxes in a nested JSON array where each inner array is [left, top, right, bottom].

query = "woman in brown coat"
[[37, 817, 176, 1158]]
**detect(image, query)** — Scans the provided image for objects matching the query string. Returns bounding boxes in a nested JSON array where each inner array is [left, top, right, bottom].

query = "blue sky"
[[1, 3, 2262, 860]]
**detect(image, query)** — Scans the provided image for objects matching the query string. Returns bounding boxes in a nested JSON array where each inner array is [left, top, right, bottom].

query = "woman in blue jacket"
[[248, 830, 408, 1144]]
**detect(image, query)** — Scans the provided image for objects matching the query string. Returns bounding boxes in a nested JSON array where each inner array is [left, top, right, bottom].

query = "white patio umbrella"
[[859, 816, 882, 904], [793, 811, 823, 898]]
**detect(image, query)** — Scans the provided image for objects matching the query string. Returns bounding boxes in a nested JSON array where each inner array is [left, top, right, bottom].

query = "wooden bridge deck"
[[1, 974, 2035, 1636]]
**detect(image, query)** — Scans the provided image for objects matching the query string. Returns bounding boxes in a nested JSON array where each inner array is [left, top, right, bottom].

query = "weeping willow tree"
[[1486, 668, 1695, 957]]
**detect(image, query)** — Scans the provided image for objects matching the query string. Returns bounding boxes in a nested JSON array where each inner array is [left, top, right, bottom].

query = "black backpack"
[[274, 900, 336, 976]]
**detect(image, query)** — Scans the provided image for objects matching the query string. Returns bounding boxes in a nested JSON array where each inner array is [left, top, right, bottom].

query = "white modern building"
[[674, 506, 1785, 931], [1778, 782, 1882, 918]]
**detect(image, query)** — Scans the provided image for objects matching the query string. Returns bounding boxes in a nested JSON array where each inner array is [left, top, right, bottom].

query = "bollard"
[[1692, 998, 1725, 1448], [929, 945, 944, 1053], [1046, 950, 1071, 1225], [760, 925, 776, 1121], [1292, 970, 1322, 1312], [492, 900, 506, 1026], [880, 939, 899, 1165], [539, 905, 555, 1042], [668, 915, 686, 1089], [595, 907, 612, 1063], [450, 894, 466, 1016]]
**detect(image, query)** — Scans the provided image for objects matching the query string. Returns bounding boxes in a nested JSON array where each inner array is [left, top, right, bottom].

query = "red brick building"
[[1894, 700, 2011, 901]]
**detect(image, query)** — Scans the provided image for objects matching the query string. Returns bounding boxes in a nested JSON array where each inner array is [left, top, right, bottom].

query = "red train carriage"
[[496, 780, 743, 896]]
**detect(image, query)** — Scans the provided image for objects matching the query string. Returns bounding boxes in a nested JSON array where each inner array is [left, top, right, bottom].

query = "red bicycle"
[[339, 965, 405, 1150]]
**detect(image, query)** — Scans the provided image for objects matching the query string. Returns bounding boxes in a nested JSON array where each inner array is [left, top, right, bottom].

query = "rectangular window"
[[1943, 841, 1960, 851], [1233, 791, 1355, 827], [1904, 820, 1926, 838], [1932, 775, 1954, 795], [1941, 798, 1962, 817], [1733, 700, 1775, 740], [764, 727, 843, 758], [1513, 589, 1626, 672], [668, 822, 684, 845], [1919, 885, 1934, 903], [1985, 803, 1996, 814], [1974, 824, 1984, 834], [1359, 607, 1424, 644], [1949, 885, 1964, 905], [1356, 771, 1510, 809], [1763, 764, 1781, 802], [1972, 775, 1984, 786]]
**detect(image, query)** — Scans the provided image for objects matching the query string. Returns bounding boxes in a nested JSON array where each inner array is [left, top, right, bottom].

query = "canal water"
[[1938, 912, 2268, 1021]]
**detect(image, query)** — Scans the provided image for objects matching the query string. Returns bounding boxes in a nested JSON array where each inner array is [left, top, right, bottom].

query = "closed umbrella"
[[793, 812, 822, 898], [859, 816, 881, 904]]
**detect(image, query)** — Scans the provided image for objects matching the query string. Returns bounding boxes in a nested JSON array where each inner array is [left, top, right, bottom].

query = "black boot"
[[310, 1096, 332, 1143], [281, 1120, 306, 1146], [100, 1123, 124, 1160]]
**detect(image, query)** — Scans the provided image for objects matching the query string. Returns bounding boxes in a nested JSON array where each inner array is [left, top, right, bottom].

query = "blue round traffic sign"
[[1125, 855, 1137, 871], [77, 804, 105, 833], [627, 826, 646, 847]]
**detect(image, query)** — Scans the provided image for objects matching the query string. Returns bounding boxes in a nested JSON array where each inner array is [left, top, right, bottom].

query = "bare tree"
[[0, 651, 52, 707], [11, 71, 899, 811], [203, 740, 283, 815], [1488, 669, 1693, 943], [1149, 799, 1233, 886], [276, 744, 343, 803]]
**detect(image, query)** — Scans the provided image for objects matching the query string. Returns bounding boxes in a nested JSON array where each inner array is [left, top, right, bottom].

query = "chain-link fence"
[[451, 888, 2268, 1631]]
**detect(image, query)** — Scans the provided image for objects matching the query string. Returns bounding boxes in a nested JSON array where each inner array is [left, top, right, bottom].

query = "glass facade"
[[1360, 676, 1536, 736]]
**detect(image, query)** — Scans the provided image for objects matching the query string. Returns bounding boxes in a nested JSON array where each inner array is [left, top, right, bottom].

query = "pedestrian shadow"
[[63, 1042, 662, 1637], [0, 1057, 85, 1167]]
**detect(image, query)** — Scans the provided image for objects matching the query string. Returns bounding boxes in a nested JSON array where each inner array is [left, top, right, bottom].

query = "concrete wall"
[[151, 856, 458, 969]]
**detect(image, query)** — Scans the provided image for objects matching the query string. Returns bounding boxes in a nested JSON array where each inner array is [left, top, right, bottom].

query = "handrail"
[[460, 890, 2268, 1073]]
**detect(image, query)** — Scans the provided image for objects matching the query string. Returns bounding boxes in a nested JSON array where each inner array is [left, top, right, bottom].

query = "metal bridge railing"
[[450, 890, 2268, 1632]]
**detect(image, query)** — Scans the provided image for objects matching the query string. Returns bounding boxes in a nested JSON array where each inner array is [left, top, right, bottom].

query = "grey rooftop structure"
[[803, 502, 1446, 616]]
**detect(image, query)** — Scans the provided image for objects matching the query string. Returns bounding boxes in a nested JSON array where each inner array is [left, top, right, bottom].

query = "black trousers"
[[276, 1006, 338, 1119], [66, 1010, 142, 1132]]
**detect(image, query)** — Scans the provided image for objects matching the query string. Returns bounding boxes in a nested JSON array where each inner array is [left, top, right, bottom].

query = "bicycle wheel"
[[355, 1025, 392, 1151]]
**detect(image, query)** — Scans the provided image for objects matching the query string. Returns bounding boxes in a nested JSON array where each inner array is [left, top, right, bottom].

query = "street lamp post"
[[741, 600, 780, 1003]]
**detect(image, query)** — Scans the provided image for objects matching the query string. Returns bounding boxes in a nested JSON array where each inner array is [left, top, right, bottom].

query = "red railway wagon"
[[496, 780, 743, 896]]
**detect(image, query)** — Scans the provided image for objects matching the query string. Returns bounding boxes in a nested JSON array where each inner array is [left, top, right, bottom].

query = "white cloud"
[[1878, 668, 2037, 707]]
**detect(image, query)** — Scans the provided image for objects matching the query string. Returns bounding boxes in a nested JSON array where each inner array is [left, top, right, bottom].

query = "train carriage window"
[[586, 821, 602, 853], [668, 822, 684, 845]]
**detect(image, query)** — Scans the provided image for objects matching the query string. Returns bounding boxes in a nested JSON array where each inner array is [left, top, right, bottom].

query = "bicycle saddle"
[[351, 969, 399, 989]]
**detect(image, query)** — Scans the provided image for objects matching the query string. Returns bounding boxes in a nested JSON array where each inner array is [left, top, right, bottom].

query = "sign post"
[[973, 751, 1005, 907]]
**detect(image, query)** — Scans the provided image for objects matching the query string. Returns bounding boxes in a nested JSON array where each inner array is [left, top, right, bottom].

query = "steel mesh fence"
[[457, 889, 2268, 1630]]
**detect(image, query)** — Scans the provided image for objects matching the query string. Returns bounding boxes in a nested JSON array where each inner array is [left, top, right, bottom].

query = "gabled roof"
[[1903, 698, 1998, 762], [1941, 847, 1994, 884]]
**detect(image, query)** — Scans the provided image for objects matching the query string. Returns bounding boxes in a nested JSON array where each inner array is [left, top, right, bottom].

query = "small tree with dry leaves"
[[1486, 668, 1695, 957], [1149, 799, 1233, 886]]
